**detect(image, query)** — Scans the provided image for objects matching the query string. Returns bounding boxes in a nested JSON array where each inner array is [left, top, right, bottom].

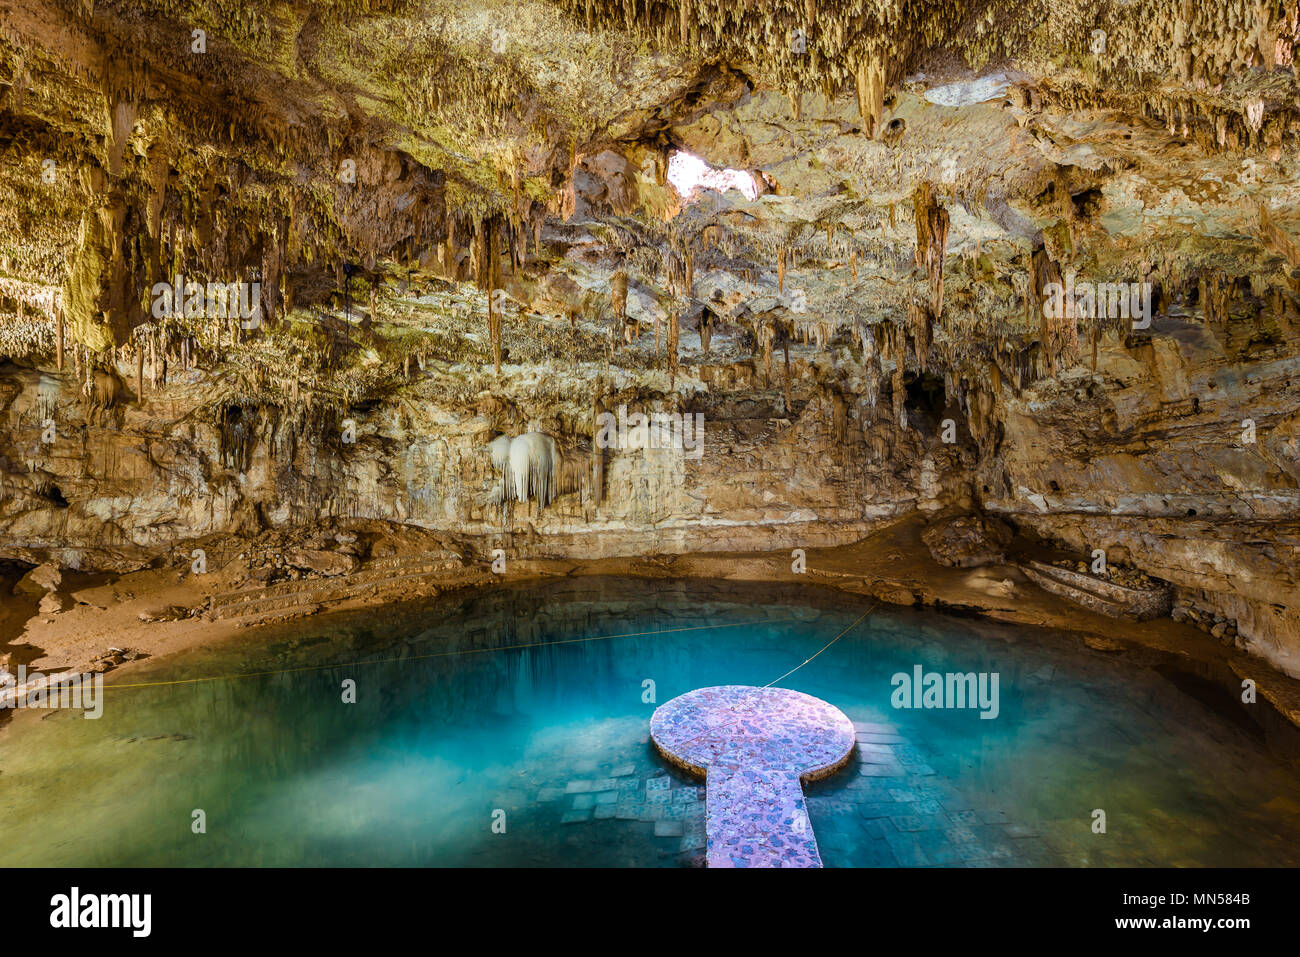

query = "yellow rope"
[[649, 603, 877, 757], [761, 604, 875, 689], [101, 617, 800, 693]]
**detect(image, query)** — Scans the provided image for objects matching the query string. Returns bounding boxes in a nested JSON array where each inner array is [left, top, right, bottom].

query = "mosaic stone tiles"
[[530, 710, 1055, 867], [649, 685, 856, 868]]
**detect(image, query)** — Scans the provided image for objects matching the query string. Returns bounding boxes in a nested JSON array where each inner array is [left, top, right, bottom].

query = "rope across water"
[[99, 616, 800, 692]]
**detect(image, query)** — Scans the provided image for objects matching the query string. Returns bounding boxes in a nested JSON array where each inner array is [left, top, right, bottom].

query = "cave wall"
[[0, 357, 968, 571], [984, 323, 1300, 676]]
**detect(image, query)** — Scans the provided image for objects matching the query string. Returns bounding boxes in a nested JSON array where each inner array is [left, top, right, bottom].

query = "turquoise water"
[[2, 578, 1299, 867]]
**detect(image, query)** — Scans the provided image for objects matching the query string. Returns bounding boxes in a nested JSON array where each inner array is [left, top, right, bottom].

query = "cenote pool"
[[3, 578, 1299, 867]]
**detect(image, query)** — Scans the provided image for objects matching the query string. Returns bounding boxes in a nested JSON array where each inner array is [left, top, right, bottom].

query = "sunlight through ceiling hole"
[[667, 150, 758, 201]]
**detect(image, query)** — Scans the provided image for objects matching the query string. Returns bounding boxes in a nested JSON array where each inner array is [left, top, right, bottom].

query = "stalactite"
[[591, 387, 605, 505], [856, 56, 887, 138], [561, 140, 579, 221], [812, 320, 832, 351], [667, 310, 679, 388], [858, 321, 875, 361], [863, 354, 880, 413], [487, 218, 504, 374], [494, 432, 560, 508], [778, 246, 787, 294], [967, 384, 997, 455], [914, 182, 950, 318], [782, 335, 791, 411], [760, 320, 774, 384], [892, 358, 906, 430], [1030, 247, 1078, 373], [909, 299, 931, 373], [1200, 268, 1232, 329], [488, 288, 502, 375], [831, 389, 847, 445], [611, 269, 628, 323]]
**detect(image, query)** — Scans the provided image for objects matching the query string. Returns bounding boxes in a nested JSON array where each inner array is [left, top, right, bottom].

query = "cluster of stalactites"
[[452, 206, 552, 374], [665, 244, 694, 299], [556, 0, 997, 135], [489, 432, 561, 509], [914, 183, 950, 320], [1028, 248, 1079, 376], [963, 377, 999, 456]]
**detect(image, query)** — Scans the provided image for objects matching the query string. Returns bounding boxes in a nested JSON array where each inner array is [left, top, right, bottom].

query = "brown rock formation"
[[0, 0, 1296, 678]]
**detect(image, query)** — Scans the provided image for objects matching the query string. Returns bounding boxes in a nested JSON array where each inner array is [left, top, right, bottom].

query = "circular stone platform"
[[650, 685, 856, 868]]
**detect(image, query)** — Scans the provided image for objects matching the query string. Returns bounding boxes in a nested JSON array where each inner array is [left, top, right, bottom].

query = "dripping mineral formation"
[[0, 0, 1297, 708]]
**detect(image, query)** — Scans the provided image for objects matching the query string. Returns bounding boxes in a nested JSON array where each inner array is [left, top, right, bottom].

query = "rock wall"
[[984, 324, 1300, 676], [0, 356, 968, 572]]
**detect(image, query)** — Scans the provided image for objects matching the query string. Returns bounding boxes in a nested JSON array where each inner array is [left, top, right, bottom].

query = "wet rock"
[[1084, 636, 1125, 653]]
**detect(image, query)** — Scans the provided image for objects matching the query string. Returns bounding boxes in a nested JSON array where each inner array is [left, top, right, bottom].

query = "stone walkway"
[[649, 685, 856, 868], [534, 708, 1057, 867]]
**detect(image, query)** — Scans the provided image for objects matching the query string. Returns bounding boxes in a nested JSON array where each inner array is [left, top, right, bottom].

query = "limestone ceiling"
[[1, 0, 1299, 352]]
